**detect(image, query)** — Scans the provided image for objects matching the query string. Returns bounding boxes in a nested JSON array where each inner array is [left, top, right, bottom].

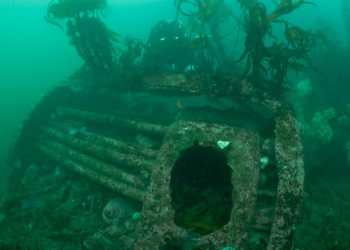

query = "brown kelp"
[[174, 0, 233, 73], [45, 0, 108, 29], [117, 37, 145, 76], [66, 15, 117, 76], [235, 0, 326, 98], [45, 0, 120, 85]]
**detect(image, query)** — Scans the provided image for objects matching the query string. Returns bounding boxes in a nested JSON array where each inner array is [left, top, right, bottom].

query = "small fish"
[[176, 101, 183, 109]]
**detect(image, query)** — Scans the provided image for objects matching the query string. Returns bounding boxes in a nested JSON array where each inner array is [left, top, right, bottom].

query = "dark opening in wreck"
[[170, 144, 233, 235]]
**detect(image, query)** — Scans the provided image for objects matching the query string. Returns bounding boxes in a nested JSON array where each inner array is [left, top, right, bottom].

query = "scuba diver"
[[144, 19, 193, 74]]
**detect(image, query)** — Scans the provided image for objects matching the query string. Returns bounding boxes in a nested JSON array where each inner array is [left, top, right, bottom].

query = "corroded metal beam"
[[238, 78, 305, 249], [41, 139, 148, 190], [56, 107, 168, 137], [265, 100, 304, 250], [37, 143, 146, 202], [50, 121, 158, 159], [41, 127, 153, 171], [142, 74, 241, 100]]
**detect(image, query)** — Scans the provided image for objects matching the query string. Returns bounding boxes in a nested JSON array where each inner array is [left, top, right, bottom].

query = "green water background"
[[0, 0, 347, 197]]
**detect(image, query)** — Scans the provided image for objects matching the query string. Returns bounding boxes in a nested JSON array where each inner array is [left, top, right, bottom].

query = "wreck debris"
[[57, 107, 168, 137], [39, 139, 147, 189], [135, 120, 260, 249], [51, 121, 158, 159], [102, 198, 136, 225], [238, 77, 304, 249], [3, 72, 305, 249], [253, 207, 274, 232], [40, 127, 154, 171], [264, 100, 305, 250], [37, 143, 146, 202]]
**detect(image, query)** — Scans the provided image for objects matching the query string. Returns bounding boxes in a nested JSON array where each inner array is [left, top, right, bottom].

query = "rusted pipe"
[[50, 122, 158, 159], [56, 107, 168, 137], [41, 127, 153, 171], [84, 131, 158, 159], [37, 143, 146, 202], [40, 138, 147, 189]]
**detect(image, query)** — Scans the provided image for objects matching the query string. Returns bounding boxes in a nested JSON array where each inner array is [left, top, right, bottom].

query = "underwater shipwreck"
[[3, 0, 350, 249]]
